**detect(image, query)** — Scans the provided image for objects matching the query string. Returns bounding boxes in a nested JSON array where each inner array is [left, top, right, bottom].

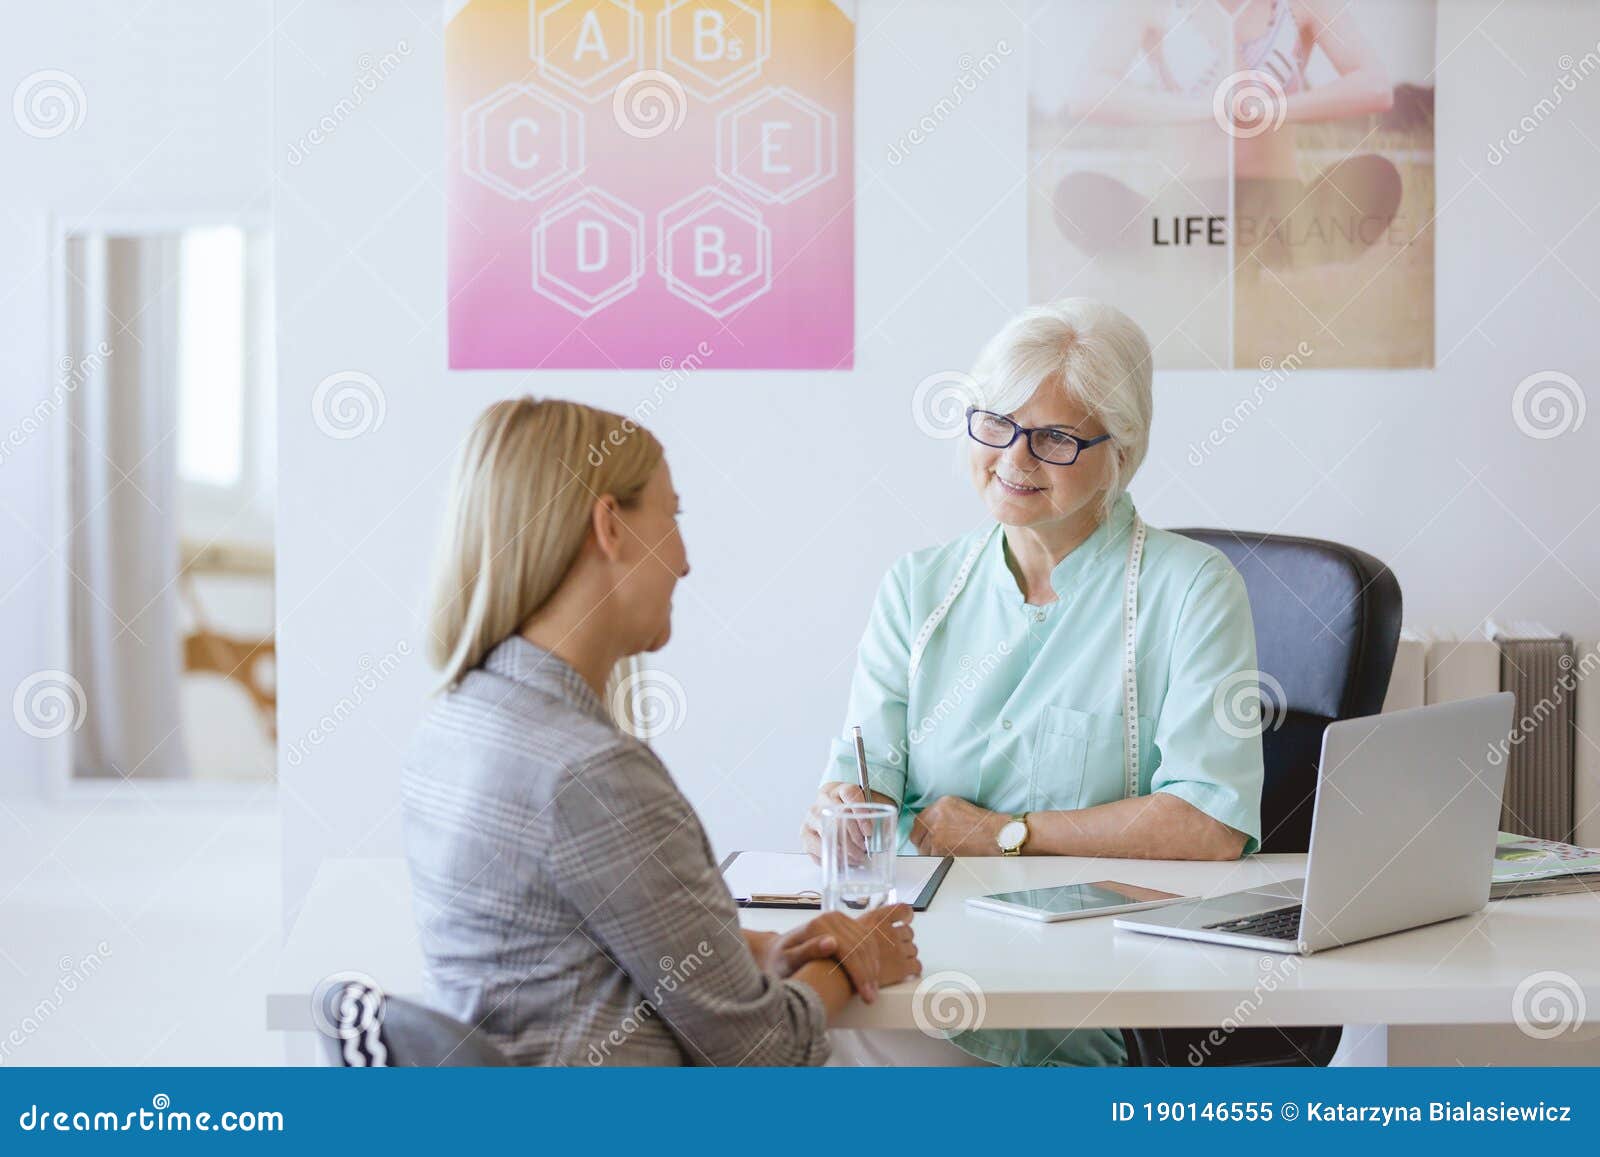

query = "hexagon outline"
[[461, 82, 586, 203], [655, 0, 770, 102], [538, 212, 641, 308], [657, 185, 772, 318], [541, 190, 646, 296], [469, 84, 578, 202], [724, 86, 836, 204], [534, 185, 646, 317], [715, 84, 838, 206], [536, 188, 645, 306], [657, 0, 765, 94], [538, 1, 642, 93], [655, 184, 763, 281], [533, 0, 644, 105]]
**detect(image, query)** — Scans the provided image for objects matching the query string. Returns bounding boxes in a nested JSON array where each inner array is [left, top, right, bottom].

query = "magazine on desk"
[[1491, 832, 1600, 900]]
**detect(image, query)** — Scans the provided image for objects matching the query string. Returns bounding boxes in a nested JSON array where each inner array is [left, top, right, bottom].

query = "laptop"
[[1114, 693, 1514, 955]]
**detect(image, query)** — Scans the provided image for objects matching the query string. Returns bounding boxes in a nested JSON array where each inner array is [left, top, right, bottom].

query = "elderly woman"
[[405, 398, 920, 1065], [802, 298, 1264, 1067]]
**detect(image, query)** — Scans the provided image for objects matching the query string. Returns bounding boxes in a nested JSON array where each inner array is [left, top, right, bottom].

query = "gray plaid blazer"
[[401, 636, 829, 1066]]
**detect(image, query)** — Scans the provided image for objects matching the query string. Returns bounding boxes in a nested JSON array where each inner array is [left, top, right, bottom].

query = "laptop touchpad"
[[1245, 877, 1305, 902]]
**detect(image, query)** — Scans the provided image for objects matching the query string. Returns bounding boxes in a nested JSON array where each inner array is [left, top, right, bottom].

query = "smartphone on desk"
[[966, 880, 1186, 923]]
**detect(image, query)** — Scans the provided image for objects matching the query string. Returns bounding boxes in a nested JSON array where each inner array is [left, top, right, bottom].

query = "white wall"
[[1, 0, 273, 796], [268, 0, 1600, 922]]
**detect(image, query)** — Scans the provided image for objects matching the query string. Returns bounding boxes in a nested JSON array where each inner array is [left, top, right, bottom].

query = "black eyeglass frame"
[[964, 407, 1113, 466]]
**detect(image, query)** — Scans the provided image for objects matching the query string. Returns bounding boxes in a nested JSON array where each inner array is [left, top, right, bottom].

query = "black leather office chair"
[[319, 980, 510, 1067], [1122, 529, 1402, 1068]]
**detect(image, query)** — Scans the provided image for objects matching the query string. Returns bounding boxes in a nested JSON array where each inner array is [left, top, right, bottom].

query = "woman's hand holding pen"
[[801, 782, 898, 863]]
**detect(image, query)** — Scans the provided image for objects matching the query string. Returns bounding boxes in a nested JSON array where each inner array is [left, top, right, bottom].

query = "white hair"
[[969, 297, 1153, 521]]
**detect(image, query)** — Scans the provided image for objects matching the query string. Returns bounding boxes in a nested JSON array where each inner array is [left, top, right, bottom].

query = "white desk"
[[269, 853, 1600, 1042]]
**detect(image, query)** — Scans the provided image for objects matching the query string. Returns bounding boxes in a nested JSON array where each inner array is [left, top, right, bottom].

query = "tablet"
[[965, 880, 1187, 923]]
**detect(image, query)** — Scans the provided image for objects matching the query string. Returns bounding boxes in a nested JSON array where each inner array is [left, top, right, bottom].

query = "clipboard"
[[719, 850, 953, 911]]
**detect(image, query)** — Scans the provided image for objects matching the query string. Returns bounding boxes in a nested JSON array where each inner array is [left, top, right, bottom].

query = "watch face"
[[997, 820, 1026, 850]]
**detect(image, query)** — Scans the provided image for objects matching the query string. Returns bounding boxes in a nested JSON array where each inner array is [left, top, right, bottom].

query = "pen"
[[851, 725, 872, 799], [850, 725, 874, 860]]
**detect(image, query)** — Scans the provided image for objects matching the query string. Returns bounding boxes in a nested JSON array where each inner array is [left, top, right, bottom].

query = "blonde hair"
[[971, 298, 1153, 521], [426, 397, 663, 688]]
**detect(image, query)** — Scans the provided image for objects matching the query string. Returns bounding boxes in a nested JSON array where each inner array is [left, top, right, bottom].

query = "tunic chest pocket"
[[1034, 706, 1155, 811]]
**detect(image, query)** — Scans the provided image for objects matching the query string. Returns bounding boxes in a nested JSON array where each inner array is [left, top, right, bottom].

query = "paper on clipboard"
[[721, 851, 951, 910]]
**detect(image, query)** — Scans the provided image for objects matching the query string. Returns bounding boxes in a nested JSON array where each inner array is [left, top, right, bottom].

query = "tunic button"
[[1034, 610, 1046, 622], [1001, 719, 1013, 730]]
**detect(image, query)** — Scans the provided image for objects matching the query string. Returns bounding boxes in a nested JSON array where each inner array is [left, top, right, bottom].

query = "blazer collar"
[[482, 635, 610, 724]]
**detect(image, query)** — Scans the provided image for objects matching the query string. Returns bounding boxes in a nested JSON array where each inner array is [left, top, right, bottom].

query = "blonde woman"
[[802, 299, 1265, 1067], [404, 398, 920, 1066]]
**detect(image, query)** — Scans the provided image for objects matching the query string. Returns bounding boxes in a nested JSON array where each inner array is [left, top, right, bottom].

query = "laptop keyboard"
[[1203, 903, 1302, 940]]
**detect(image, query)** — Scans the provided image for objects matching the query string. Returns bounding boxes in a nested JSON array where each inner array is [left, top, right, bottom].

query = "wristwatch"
[[997, 813, 1030, 857]]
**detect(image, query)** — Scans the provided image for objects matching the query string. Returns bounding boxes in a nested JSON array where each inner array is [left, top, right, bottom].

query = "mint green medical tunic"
[[822, 493, 1264, 1067]]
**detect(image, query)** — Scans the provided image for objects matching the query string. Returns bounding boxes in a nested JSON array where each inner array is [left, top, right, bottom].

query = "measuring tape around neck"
[[906, 525, 997, 683], [1120, 516, 1147, 799], [907, 513, 1148, 800]]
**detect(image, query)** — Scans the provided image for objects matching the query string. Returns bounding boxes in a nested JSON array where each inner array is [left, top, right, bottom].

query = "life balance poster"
[[446, 0, 856, 369], [1027, 0, 1436, 369]]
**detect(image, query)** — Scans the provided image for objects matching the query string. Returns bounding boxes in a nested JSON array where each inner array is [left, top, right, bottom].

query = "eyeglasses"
[[965, 407, 1112, 466]]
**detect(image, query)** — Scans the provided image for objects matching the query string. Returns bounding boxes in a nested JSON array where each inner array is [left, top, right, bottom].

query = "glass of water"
[[818, 802, 898, 913]]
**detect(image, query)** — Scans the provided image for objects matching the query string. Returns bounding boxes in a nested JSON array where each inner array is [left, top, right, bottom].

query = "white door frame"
[[46, 210, 276, 803]]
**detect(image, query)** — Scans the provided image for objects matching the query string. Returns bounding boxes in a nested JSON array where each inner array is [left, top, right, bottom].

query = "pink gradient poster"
[[446, 0, 856, 370]]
